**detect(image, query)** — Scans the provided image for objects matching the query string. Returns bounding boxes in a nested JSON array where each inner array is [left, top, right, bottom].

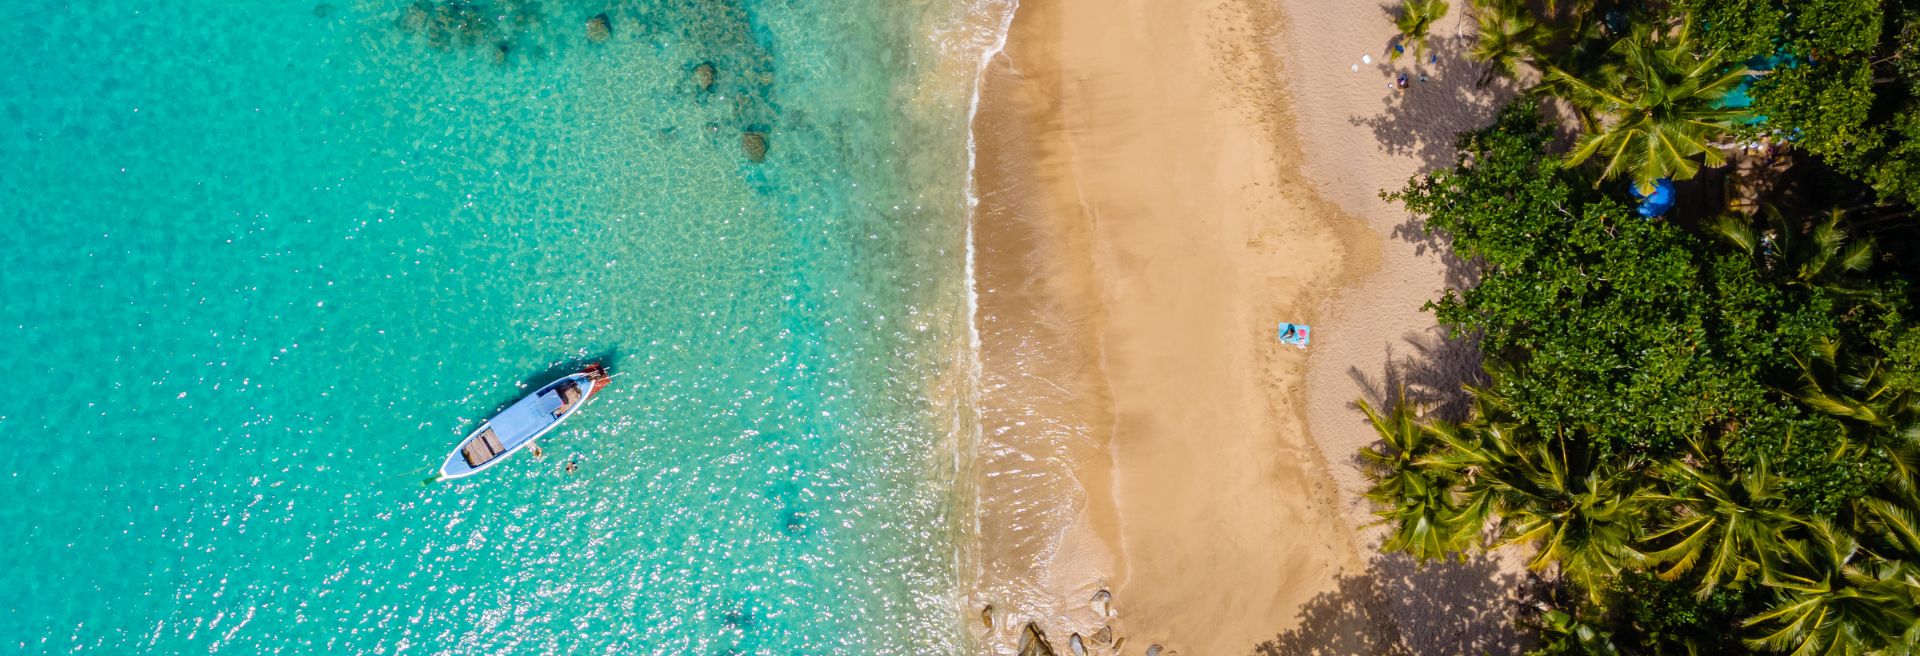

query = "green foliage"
[[1680, 0, 1920, 205], [1604, 572, 1762, 655], [1527, 609, 1622, 656], [1389, 102, 1822, 453], [1679, 0, 1882, 57], [1724, 410, 1886, 517], [1748, 60, 1879, 171]]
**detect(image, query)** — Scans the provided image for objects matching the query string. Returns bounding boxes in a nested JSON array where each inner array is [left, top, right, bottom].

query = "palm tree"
[[1544, 22, 1750, 194], [1392, 0, 1451, 62], [1493, 438, 1653, 597], [1467, 0, 1543, 86], [1855, 497, 1920, 565], [1790, 338, 1920, 435], [1742, 520, 1920, 655], [1642, 440, 1801, 597], [1358, 390, 1480, 560], [1711, 207, 1876, 292], [1417, 403, 1652, 596]]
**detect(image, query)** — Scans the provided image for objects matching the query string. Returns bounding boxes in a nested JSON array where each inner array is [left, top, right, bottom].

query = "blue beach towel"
[[1278, 322, 1311, 349]]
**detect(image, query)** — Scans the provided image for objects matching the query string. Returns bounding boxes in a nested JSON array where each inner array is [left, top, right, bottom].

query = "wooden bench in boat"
[[461, 428, 507, 467]]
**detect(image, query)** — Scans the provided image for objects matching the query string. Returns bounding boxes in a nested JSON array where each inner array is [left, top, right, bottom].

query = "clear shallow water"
[[0, 0, 1005, 652]]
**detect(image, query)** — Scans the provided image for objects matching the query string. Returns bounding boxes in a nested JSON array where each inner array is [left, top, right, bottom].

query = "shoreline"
[[966, 0, 1532, 652]]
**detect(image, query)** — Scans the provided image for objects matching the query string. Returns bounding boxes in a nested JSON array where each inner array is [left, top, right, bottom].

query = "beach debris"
[[981, 604, 995, 629], [1277, 322, 1311, 349], [1351, 63, 1360, 72], [1090, 626, 1114, 647], [1018, 623, 1058, 656], [1069, 633, 1086, 656], [1090, 589, 1112, 617], [1362, 53, 1372, 64], [741, 130, 769, 163], [1146, 645, 1163, 656], [585, 13, 612, 42], [695, 62, 717, 92]]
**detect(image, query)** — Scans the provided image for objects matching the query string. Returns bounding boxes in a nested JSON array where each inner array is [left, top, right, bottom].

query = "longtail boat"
[[437, 363, 610, 481]]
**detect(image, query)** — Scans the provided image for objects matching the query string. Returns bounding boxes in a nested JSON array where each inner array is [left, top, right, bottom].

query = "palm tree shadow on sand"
[[1356, 4, 1524, 174], [1254, 552, 1539, 655]]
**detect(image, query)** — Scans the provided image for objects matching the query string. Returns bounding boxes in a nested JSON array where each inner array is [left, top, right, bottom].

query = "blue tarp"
[[1634, 178, 1676, 217]]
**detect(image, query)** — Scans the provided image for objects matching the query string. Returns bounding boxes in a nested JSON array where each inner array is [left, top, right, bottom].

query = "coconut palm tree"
[[1711, 207, 1877, 293], [1544, 22, 1750, 194], [1392, 0, 1451, 62], [1358, 390, 1481, 560], [1467, 0, 1543, 86], [1493, 437, 1654, 597], [1742, 520, 1920, 655], [1791, 337, 1920, 435], [1416, 402, 1652, 596], [1642, 441, 1801, 597], [1855, 497, 1920, 565]]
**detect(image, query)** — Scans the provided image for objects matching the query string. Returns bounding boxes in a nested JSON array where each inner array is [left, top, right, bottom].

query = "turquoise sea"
[[0, 0, 1007, 652]]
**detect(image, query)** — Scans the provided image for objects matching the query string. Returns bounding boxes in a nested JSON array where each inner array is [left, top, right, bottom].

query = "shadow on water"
[[1254, 553, 1538, 656]]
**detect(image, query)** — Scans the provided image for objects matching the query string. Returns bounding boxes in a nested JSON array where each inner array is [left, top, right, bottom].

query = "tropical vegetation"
[[1360, 1, 1920, 653]]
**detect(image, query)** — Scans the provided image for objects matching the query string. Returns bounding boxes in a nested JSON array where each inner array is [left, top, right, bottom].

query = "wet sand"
[[967, 0, 1531, 653]]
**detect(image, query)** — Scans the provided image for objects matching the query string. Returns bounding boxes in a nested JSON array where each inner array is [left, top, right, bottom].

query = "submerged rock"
[[585, 13, 611, 42], [1091, 589, 1112, 617], [741, 131, 768, 163], [491, 42, 510, 64], [694, 61, 717, 92], [312, 3, 334, 18]]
